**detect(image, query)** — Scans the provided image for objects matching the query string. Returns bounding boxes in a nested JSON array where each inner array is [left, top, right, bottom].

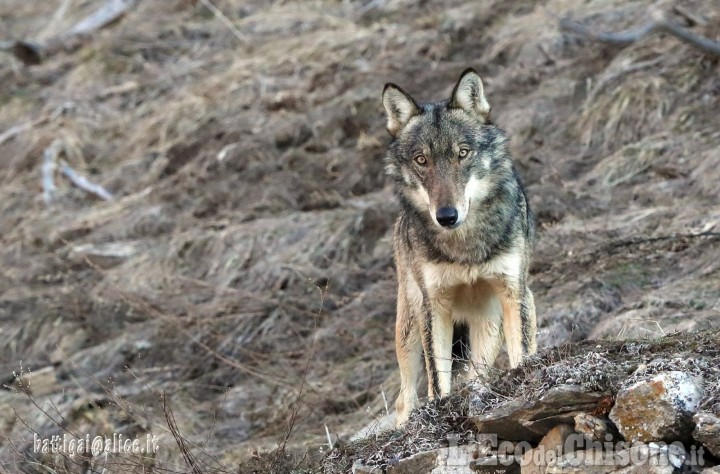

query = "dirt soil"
[[0, 0, 718, 473]]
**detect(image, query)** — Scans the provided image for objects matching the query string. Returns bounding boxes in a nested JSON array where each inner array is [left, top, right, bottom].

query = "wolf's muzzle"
[[436, 207, 459, 228]]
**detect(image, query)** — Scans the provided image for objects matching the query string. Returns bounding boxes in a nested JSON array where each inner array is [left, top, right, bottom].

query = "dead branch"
[[42, 140, 62, 205], [42, 140, 114, 205], [4, 0, 140, 66], [559, 10, 720, 57], [0, 121, 38, 147], [60, 161, 114, 201], [0, 103, 72, 148], [671, 5, 708, 27], [163, 395, 203, 474], [197, 0, 249, 46]]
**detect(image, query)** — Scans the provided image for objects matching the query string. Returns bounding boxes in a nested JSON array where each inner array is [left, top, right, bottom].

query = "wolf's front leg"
[[395, 285, 422, 427], [423, 294, 453, 400], [522, 286, 537, 356], [496, 281, 536, 368], [493, 282, 524, 369], [467, 293, 503, 380]]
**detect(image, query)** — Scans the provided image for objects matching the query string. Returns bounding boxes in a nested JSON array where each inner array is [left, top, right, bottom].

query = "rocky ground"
[[326, 329, 720, 473], [0, 0, 718, 473]]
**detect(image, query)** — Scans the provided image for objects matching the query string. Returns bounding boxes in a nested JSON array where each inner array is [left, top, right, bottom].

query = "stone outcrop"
[[693, 411, 720, 458], [609, 371, 703, 443], [471, 385, 605, 442], [544, 442, 686, 474], [574, 413, 617, 444], [521, 424, 575, 474], [335, 331, 720, 474]]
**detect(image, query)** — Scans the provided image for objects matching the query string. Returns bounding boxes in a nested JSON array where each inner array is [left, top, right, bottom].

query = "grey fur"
[[383, 69, 537, 427]]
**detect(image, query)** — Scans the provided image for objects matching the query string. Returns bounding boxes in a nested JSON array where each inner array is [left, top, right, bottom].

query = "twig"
[[0, 123, 29, 146], [672, 5, 708, 27], [324, 424, 334, 450], [275, 282, 328, 465], [536, 43, 555, 65], [381, 384, 389, 416], [163, 394, 202, 474], [617, 318, 666, 339], [0, 118, 44, 147], [356, 0, 386, 16], [60, 161, 114, 201], [38, 0, 73, 40], [41, 139, 114, 204], [6, 0, 141, 65], [94, 81, 139, 99], [197, 0, 249, 46], [559, 17, 656, 46], [0, 102, 72, 147], [68, 0, 139, 37], [42, 140, 62, 205], [559, 10, 720, 57]]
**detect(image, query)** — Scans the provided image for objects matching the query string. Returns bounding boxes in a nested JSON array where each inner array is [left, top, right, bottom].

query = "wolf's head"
[[382, 69, 509, 230]]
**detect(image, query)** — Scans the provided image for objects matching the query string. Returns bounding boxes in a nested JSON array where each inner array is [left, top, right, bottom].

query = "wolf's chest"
[[420, 250, 522, 290]]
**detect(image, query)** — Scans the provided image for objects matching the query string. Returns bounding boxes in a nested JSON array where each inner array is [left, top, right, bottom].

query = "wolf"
[[382, 68, 537, 427]]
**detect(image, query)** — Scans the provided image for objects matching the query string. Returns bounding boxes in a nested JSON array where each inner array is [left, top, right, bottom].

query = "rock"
[[617, 442, 686, 473], [386, 450, 437, 473], [545, 443, 684, 474], [624, 443, 683, 472], [574, 413, 615, 444], [355, 445, 513, 474], [470, 454, 520, 473], [352, 461, 382, 474], [522, 424, 576, 474], [609, 371, 703, 443], [693, 411, 720, 458], [472, 385, 605, 442], [545, 450, 616, 474], [541, 425, 576, 454], [521, 450, 545, 474], [522, 449, 547, 474], [547, 449, 652, 474], [439, 445, 485, 473], [701, 467, 720, 473]]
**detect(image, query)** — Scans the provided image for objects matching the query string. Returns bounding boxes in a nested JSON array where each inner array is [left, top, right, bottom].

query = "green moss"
[[602, 262, 651, 290]]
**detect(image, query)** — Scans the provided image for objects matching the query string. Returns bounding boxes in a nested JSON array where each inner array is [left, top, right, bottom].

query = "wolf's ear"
[[382, 83, 420, 136], [449, 68, 490, 123]]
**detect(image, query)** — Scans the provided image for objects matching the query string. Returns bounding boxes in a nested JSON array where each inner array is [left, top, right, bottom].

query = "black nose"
[[436, 207, 458, 227]]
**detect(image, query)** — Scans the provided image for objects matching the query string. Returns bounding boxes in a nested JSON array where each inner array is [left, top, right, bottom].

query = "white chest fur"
[[420, 250, 522, 291]]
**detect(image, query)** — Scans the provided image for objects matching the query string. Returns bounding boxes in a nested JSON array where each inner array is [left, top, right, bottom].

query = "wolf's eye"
[[413, 155, 427, 166], [458, 148, 471, 159]]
